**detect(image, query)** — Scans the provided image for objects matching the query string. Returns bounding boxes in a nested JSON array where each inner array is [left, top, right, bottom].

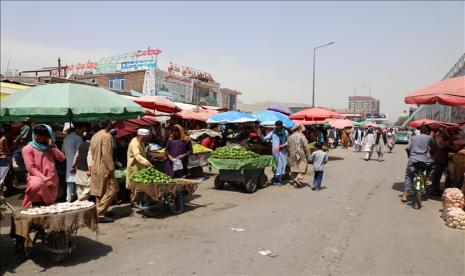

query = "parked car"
[[396, 131, 411, 144]]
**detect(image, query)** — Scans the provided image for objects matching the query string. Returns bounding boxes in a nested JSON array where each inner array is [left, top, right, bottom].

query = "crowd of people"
[[0, 117, 464, 222]]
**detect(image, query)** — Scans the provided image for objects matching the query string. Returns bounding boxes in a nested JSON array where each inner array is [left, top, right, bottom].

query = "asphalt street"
[[1, 145, 464, 275]]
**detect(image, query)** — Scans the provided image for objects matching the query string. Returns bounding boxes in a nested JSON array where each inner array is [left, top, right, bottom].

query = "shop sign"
[[167, 62, 214, 82]]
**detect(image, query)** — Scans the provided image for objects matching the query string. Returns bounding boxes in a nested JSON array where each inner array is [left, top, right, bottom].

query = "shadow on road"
[[0, 234, 112, 274], [134, 194, 212, 219], [392, 182, 404, 192], [328, 156, 344, 161]]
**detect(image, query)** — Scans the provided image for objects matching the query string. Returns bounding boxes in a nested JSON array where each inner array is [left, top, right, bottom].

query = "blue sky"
[[1, 1, 464, 119]]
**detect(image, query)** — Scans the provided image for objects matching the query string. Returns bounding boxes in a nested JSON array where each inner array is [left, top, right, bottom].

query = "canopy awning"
[[404, 76, 465, 107], [113, 116, 158, 139], [206, 111, 257, 124]]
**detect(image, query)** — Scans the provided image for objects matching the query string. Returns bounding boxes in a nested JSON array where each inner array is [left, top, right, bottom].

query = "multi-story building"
[[348, 96, 380, 115]]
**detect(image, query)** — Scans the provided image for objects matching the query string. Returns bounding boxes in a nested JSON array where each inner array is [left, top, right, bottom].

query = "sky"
[[1, 1, 464, 120]]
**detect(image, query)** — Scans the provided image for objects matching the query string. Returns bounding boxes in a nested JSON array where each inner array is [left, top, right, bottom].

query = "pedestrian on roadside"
[[288, 124, 311, 188], [374, 127, 387, 162], [386, 128, 396, 153], [362, 128, 376, 161], [310, 143, 328, 191], [353, 126, 363, 152], [258, 120, 289, 185]]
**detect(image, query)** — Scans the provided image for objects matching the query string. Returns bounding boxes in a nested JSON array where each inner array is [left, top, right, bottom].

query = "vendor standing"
[[258, 120, 289, 185], [90, 118, 118, 223], [22, 124, 65, 208], [126, 129, 152, 203], [165, 125, 193, 178]]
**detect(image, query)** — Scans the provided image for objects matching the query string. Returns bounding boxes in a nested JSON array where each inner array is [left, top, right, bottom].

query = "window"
[[109, 76, 125, 91], [229, 95, 236, 109]]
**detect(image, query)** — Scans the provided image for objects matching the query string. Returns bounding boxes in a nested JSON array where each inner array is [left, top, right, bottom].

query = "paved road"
[[2, 145, 464, 275]]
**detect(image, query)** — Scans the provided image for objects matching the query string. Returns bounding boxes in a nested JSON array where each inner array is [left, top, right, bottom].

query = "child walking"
[[310, 143, 328, 191]]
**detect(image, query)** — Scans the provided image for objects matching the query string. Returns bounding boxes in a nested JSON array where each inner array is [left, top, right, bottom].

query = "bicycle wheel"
[[413, 190, 422, 209]]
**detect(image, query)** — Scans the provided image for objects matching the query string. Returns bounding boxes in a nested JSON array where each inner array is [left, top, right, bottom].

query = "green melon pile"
[[131, 167, 177, 184], [211, 146, 259, 160]]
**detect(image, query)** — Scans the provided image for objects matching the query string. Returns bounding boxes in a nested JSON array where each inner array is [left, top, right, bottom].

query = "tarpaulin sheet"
[[208, 155, 275, 172], [113, 116, 157, 139]]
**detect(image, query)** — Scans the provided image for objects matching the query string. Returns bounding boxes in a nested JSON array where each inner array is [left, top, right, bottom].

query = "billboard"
[[66, 47, 161, 76]]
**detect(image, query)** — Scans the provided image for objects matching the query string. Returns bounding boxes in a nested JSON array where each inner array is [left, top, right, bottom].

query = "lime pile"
[[193, 143, 213, 154], [131, 167, 177, 184], [211, 146, 259, 160]]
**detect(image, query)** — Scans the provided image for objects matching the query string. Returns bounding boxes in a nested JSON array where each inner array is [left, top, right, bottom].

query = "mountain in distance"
[[237, 100, 310, 113]]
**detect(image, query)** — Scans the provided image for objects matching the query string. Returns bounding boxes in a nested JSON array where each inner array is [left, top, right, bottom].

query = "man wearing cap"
[[126, 128, 152, 203]]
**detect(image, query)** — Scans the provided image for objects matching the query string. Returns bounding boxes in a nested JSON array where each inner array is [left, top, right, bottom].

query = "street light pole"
[[312, 41, 335, 108]]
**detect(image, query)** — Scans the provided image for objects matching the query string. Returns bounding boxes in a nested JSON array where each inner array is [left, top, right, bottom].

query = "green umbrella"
[[0, 83, 144, 122]]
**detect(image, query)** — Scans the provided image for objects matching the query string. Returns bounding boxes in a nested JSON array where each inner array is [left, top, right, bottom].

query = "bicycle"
[[410, 162, 430, 209]]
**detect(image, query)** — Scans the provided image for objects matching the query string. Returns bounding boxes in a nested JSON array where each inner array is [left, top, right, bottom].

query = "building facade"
[[72, 70, 146, 93], [348, 96, 380, 115]]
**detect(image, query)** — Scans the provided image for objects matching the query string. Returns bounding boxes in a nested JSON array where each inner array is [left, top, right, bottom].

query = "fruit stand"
[[150, 143, 212, 176], [208, 146, 275, 193], [130, 168, 200, 217]]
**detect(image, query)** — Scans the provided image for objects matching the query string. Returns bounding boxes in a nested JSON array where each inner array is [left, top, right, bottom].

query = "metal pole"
[[312, 48, 316, 108], [311, 42, 334, 108]]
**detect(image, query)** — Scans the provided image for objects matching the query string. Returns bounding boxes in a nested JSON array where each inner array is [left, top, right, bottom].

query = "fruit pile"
[[131, 167, 177, 184], [211, 146, 259, 160], [193, 143, 213, 154], [155, 144, 212, 155]]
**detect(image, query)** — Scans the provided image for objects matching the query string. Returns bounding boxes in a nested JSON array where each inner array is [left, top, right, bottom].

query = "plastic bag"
[[173, 159, 184, 172]]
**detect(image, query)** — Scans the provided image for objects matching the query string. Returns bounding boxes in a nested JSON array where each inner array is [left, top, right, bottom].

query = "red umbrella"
[[326, 118, 354, 129], [131, 95, 181, 113], [292, 119, 326, 126], [174, 109, 218, 122], [408, 119, 459, 128], [290, 108, 344, 121], [404, 76, 465, 107]]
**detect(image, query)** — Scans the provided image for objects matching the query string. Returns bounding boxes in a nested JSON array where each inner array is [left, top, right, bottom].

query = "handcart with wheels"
[[131, 179, 200, 217], [8, 201, 98, 262], [208, 155, 275, 193]]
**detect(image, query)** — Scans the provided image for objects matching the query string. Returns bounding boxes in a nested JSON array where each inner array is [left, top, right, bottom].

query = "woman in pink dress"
[[22, 124, 65, 208]]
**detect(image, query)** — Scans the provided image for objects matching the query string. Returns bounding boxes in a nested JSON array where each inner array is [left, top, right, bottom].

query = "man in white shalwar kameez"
[[362, 128, 376, 161]]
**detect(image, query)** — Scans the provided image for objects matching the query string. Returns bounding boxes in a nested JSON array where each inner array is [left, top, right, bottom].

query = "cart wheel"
[[214, 176, 225, 190], [142, 201, 165, 218], [258, 174, 269, 188], [245, 179, 258, 193], [168, 192, 184, 214]]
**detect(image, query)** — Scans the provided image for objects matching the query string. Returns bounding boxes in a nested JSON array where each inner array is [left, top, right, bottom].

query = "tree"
[[394, 116, 409, 126]]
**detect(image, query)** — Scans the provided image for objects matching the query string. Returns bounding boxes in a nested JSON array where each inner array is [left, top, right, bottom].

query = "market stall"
[[208, 146, 275, 193], [9, 200, 97, 262], [129, 167, 200, 217], [150, 143, 213, 176]]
